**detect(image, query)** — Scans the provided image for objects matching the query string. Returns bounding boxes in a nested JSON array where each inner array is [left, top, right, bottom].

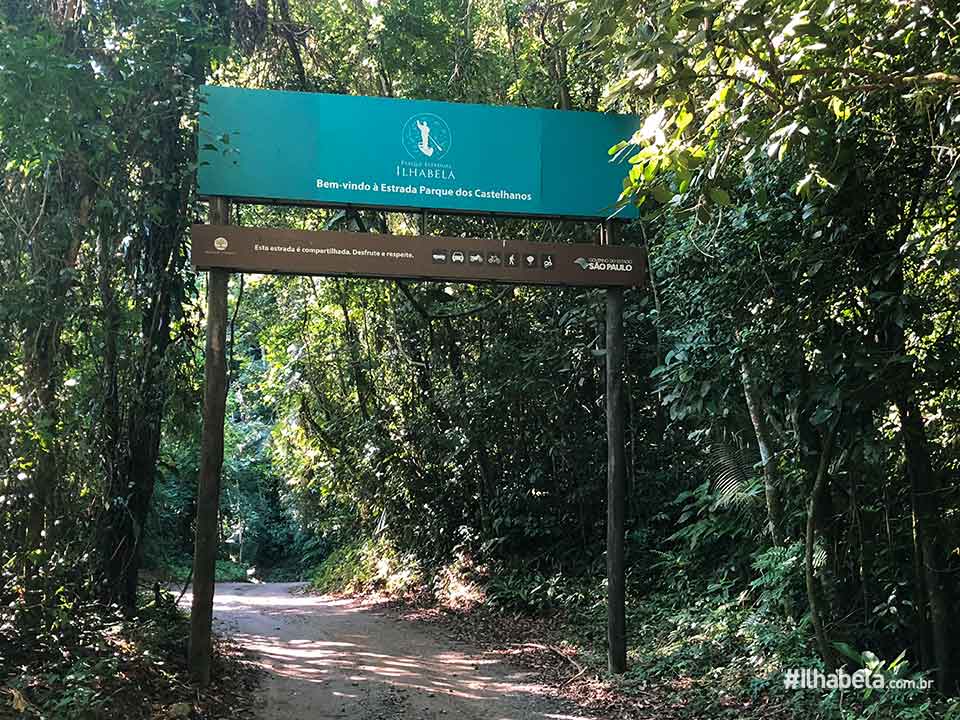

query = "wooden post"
[[189, 198, 231, 686], [605, 221, 627, 674]]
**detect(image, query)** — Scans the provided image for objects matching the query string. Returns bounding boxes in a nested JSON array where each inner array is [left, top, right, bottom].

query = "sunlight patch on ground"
[[236, 634, 511, 701], [192, 583, 589, 719]]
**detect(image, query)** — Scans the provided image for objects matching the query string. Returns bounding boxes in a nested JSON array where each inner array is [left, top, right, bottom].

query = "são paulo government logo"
[[402, 113, 451, 161]]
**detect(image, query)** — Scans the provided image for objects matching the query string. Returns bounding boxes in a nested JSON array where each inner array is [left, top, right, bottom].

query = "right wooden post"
[[605, 221, 627, 674]]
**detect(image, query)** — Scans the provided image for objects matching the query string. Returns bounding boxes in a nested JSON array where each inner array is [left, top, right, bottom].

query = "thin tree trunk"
[[97, 231, 125, 602], [336, 280, 370, 423], [805, 419, 838, 669], [23, 323, 58, 550], [911, 503, 934, 670], [23, 170, 88, 549], [740, 355, 788, 546], [443, 319, 493, 534], [277, 0, 307, 91]]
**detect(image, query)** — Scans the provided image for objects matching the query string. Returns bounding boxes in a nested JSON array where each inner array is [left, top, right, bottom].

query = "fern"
[[705, 441, 762, 508]]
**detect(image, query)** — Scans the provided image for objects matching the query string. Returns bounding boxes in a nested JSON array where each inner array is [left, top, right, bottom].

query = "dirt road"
[[184, 582, 594, 720]]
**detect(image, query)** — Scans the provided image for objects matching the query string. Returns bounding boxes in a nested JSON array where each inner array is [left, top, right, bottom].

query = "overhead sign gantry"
[[188, 84, 641, 686]]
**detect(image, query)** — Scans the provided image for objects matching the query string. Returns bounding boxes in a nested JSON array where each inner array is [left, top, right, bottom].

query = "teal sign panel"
[[197, 85, 639, 219]]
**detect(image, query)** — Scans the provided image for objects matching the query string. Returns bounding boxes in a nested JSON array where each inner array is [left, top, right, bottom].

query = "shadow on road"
[[187, 583, 594, 720]]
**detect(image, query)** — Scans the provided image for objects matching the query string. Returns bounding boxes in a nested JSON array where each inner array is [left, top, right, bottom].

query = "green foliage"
[[551, 575, 959, 719], [570, 0, 960, 210], [157, 558, 249, 584], [816, 646, 938, 720], [485, 570, 599, 613], [750, 543, 804, 617], [3, 554, 192, 720], [310, 537, 423, 596]]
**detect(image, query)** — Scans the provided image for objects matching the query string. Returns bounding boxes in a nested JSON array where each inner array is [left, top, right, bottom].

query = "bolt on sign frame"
[[188, 85, 643, 686]]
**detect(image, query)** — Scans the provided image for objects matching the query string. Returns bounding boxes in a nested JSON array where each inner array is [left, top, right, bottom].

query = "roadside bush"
[[486, 569, 597, 613], [1, 578, 236, 720], [157, 557, 252, 584], [309, 537, 422, 596]]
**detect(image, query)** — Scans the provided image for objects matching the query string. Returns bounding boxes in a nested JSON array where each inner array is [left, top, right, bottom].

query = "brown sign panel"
[[192, 225, 646, 288]]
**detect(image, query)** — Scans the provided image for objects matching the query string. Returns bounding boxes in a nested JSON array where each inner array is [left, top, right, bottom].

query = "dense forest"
[[1, 0, 958, 719]]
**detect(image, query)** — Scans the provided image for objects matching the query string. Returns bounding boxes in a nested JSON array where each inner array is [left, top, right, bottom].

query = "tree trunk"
[[97, 230, 125, 602], [805, 420, 838, 669], [897, 390, 955, 692], [189, 199, 231, 687], [98, 161, 185, 609], [22, 171, 88, 549], [740, 354, 788, 546], [336, 280, 369, 423], [118, 408, 165, 604], [23, 325, 59, 550], [277, 0, 307, 91], [911, 504, 934, 671], [605, 285, 627, 675], [443, 319, 494, 535]]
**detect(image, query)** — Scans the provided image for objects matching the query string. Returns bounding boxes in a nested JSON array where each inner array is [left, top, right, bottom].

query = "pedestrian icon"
[[506, 252, 519, 267]]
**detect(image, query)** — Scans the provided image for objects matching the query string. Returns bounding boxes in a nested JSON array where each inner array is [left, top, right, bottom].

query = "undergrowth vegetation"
[[0, 559, 255, 720], [309, 538, 424, 597], [311, 540, 958, 720]]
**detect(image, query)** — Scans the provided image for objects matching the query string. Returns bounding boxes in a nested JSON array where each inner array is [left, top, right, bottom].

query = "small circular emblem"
[[402, 113, 452, 161], [214, 236, 229, 251]]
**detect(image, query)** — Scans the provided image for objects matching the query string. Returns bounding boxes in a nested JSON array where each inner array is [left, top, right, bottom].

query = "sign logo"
[[214, 236, 229, 251], [403, 113, 451, 160], [575, 256, 634, 272]]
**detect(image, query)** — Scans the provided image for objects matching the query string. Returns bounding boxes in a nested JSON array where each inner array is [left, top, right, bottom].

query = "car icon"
[[451, 251, 465, 263]]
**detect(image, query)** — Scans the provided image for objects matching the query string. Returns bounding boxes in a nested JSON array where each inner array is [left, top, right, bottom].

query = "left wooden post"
[[189, 197, 231, 686]]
